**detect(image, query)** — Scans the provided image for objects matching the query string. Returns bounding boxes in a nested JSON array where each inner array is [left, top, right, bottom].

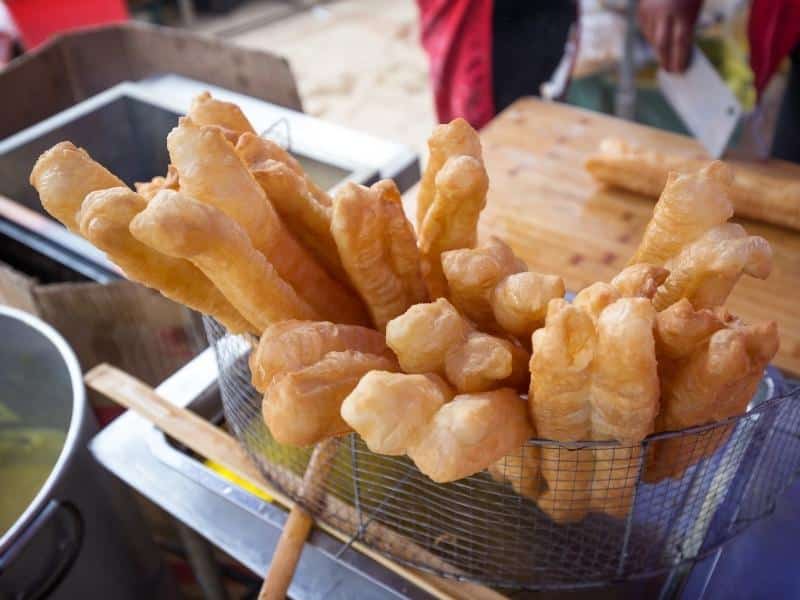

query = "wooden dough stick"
[[259, 438, 339, 600]]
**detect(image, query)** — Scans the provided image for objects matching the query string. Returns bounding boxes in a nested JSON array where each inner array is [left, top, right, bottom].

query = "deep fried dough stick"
[[341, 372, 452, 456], [416, 117, 482, 230], [442, 237, 527, 328], [654, 299, 725, 364], [249, 320, 394, 392], [628, 161, 734, 266], [331, 181, 427, 331], [530, 299, 596, 522], [444, 332, 529, 393], [385, 298, 529, 392], [645, 303, 778, 482], [342, 371, 532, 483], [266, 351, 397, 446], [188, 90, 256, 136], [610, 264, 669, 299], [588, 297, 659, 518], [409, 388, 533, 483], [654, 224, 772, 311], [134, 165, 179, 201], [586, 137, 800, 230], [443, 237, 564, 342], [78, 188, 253, 334], [167, 117, 368, 325], [30, 141, 125, 233], [130, 190, 318, 331], [252, 320, 398, 446], [418, 155, 489, 299], [239, 152, 344, 281], [488, 445, 541, 501], [530, 296, 659, 522], [385, 297, 471, 373], [236, 132, 333, 215]]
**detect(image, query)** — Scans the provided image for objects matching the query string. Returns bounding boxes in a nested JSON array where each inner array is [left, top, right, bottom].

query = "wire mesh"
[[204, 317, 800, 590]]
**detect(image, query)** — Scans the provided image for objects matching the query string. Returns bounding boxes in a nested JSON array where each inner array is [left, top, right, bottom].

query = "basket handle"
[[259, 439, 338, 599]]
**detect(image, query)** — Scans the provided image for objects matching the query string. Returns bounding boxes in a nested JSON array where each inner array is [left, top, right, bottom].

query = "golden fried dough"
[[586, 138, 687, 198], [661, 321, 777, 427], [491, 272, 565, 339], [530, 300, 596, 522], [331, 181, 428, 331], [587, 137, 800, 230], [78, 187, 253, 333], [654, 224, 772, 311], [240, 154, 343, 281], [342, 371, 532, 483], [386, 298, 529, 392], [30, 142, 125, 232], [167, 117, 368, 325], [188, 91, 256, 136], [252, 320, 398, 446], [385, 298, 471, 373], [646, 303, 778, 482], [236, 132, 333, 214], [591, 298, 659, 443], [488, 445, 541, 501], [444, 332, 529, 393], [442, 237, 527, 328], [249, 320, 394, 392], [134, 165, 179, 201], [610, 263, 669, 299], [341, 371, 452, 455], [418, 155, 489, 298], [266, 350, 397, 446], [588, 298, 659, 518], [443, 237, 563, 342], [130, 190, 318, 331], [572, 282, 620, 323], [654, 299, 725, 363], [530, 296, 659, 522], [624, 161, 772, 311], [628, 161, 734, 266], [410, 389, 532, 483], [417, 117, 482, 230]]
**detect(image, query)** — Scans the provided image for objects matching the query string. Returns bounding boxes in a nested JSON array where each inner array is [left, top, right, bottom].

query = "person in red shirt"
[[417, 0, 799, 161], [416, 0, 577, 130]]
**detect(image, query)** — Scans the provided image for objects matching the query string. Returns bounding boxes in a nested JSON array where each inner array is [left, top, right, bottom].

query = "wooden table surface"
[[404, 98, 800, 376]]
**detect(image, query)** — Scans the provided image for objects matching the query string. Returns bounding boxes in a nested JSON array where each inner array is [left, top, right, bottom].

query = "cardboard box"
[[0, 21, 302, 139]]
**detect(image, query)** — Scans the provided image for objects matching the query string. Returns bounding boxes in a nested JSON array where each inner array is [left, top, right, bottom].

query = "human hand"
[[638, 0, 703, 73]]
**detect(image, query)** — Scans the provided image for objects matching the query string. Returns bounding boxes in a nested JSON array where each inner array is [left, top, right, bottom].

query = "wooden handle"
[[258, 506, 313, 599], [259, 438, 339, 599], [85, 363, 264, 485]]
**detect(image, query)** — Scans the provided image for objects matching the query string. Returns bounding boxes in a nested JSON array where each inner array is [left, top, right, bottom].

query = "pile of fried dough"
[[31, 93, 779, 523]]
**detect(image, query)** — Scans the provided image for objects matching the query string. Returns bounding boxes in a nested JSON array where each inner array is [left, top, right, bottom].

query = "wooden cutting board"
[[404, 98, 800, 376]]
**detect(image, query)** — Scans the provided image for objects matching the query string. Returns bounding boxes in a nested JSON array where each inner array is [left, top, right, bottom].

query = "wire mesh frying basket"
[[205, 317, 800, 590]]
